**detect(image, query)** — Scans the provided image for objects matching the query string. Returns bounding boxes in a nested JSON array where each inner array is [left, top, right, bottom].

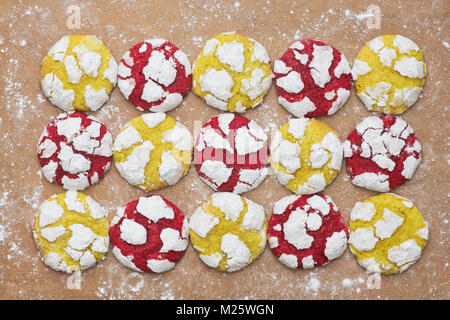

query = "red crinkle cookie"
[[109, 195, 189, 273], [268, 194, 349, 269], [117, 39, 192, 112], [344, 115, 422, 192], [273, 39, 352, 118], [193, 113, 269, 194], [37, 111, 113, 190]]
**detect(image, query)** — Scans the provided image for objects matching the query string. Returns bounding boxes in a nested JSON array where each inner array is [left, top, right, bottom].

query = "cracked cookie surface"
[[189, 192, 267, 272], [194, 113, 268, 194], [110, 195, 188, 273], [344, 115, 422, 192], [37, 111, 113, 190], [117, 39, 191, 112], [352, 35, 426, 114], [32, 191, 109, 273], [113, 113, 192, 192], [268, 193, 348, 269], [192, 32, 272, 112], [274, 39, 351, 117], [41, 35, 117, 112], [348, 193, 428, 275], [270, 118, 343, 194]]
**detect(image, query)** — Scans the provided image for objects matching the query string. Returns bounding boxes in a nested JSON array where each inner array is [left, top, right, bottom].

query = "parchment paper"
[[0, 0, 448, 299]]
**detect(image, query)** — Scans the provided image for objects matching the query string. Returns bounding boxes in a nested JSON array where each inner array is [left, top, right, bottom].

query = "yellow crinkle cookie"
[[348, 193, 429, 275], [32, 191, 109, 273], [113, 112, 192, 192], [189, 192, 267, 272], [192, 32, 273, 112], [41, 35, 118, 112], [270, 118, 343, 194], [352, 34, 426, 114]]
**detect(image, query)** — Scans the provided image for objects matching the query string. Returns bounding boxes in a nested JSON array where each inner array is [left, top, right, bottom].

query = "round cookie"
[[109, 195, 188, 273], [270, 118, 343, 195], [192, 32, 273, 112], [348, 193, 429, 274], [41, 35, 118, 112], [268, 194, 348, 269], [194, 113, 269, 193], [189, 192, 267, 272], [352, 34, 426, 114], [344, 115, 422, 192], [117, 39, 192, 112], [274, 39, 352, 117], [32, 191, 109, 273], [112, 112, 192, 192], [37, 111, 113, 190]]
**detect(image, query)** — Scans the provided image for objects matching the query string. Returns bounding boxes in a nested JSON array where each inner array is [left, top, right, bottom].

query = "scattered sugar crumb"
[[342, 278, 353, 287]]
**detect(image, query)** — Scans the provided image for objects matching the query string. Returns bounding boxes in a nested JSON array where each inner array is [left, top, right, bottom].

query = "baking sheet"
[[0, 0, 448, 299]]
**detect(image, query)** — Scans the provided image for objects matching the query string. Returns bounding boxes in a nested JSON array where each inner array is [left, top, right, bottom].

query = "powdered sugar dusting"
[[0, 0, 447, 300]]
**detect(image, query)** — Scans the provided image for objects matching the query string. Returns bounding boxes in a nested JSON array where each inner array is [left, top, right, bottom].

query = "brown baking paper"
[[0, 0, 448, 299]]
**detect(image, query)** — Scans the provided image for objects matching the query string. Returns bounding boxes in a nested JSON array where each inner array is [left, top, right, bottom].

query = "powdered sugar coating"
[[348, 193, 428, 275], [113, 113, 192, 191], [274, 39, 351, 117], [189, 192, 267, 272], [37, 111, 113, 190], [270, 118, 343, 194], [194, 114, 269, 194], [268, 194, 349, 269], [352, 34, 426, 114], [32, 191, 109, 273], [109, 195, 188, 273], [41, 35, 117, 112], [193, 32, 273, 113], [117, 39, 191, 112], [344, 115, 422, 192]]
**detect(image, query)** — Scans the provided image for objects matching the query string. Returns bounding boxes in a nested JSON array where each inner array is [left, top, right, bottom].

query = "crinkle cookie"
[[41, 35, 118, 112], [37, 111, 113, 190], [110, 195, 188, 273], [32, 191, 109, 273], [274, 39, 352, 117], [118, 39, 192, 112], [113, 113, 192, 191], [189, 192, 267, 272], [268, 194, 348, 269], [348, 193, 428, 275], [270, 118, 343, 195], [352, 35, 426, 114], [192, 32, 273, 112], [344, 115, 422, 192], [194, 113, 269, 194]]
